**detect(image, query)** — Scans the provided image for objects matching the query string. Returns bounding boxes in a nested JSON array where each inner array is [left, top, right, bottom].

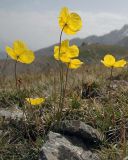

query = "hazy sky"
[[0, 0, 128, 50]]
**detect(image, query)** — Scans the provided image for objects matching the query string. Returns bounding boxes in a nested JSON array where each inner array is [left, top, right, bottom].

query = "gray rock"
[[0, 106, 23, 120], [54, 120, 104, 146], [39, 131, 100, 160]]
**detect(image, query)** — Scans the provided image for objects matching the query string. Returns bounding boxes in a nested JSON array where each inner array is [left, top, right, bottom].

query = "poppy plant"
[[101, 54, 126, 88], [54, 7, 83, 121], [6, 40, 35, 64], [25, 98, 45, 106], [59, 7, 82, 35]]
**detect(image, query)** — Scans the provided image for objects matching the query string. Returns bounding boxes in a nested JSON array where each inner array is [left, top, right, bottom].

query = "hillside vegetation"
[[0, 43, 128, 76], [0, 64, 128, 159], [0, 7, 128, 160]]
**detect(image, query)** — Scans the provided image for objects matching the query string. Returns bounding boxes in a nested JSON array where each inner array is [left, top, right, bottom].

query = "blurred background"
[[0, 0, 128, 73]]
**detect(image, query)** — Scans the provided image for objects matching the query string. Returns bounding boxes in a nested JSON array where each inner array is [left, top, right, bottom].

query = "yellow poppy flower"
[[59, 7, 82, 35], [101, 54, 115, 67], [101, 54, 126, 68], [54, 40, 69, 60], [60, 54, 71, 63], [6, 40, 35, 64], [54, 40, 79, 63], [26, 98, 45, 106], [68, 59, 83, 69], [113, 59, 127, 68], [68, 45, 79, 58]]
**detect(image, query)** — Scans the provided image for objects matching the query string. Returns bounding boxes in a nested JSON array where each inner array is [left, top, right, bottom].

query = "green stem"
[[58, 25, 66, 110], [64, 66, 69, 94], [108, 67, 113, 88], [58, 25, 65, 58], [14, 59, 33, 142], [108, 67, 115, 128], [59, 65, 69, 117], [14, 60, 18, 89]]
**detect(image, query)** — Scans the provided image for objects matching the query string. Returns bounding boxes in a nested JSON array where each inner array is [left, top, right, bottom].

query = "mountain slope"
[[0, 24, 128, 60], [79, 43, 128, 62], [83, 24, 128, 45], [117, 37, 128, 49], [35, 24, 128, 58]]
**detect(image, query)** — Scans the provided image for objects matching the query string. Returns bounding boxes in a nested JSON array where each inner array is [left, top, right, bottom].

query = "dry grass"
[[0, 64, 128, 159]]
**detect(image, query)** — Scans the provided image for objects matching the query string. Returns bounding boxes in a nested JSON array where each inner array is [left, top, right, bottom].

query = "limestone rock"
[[54, 120, 103, 146], [40, 131, 100, 160]]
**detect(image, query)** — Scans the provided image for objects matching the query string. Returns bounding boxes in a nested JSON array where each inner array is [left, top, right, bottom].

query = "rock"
[[54, 120, 103, 146], [39, 131, 100, 160], [0, 106, 23, 120], [40, 121, 103, 160]]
